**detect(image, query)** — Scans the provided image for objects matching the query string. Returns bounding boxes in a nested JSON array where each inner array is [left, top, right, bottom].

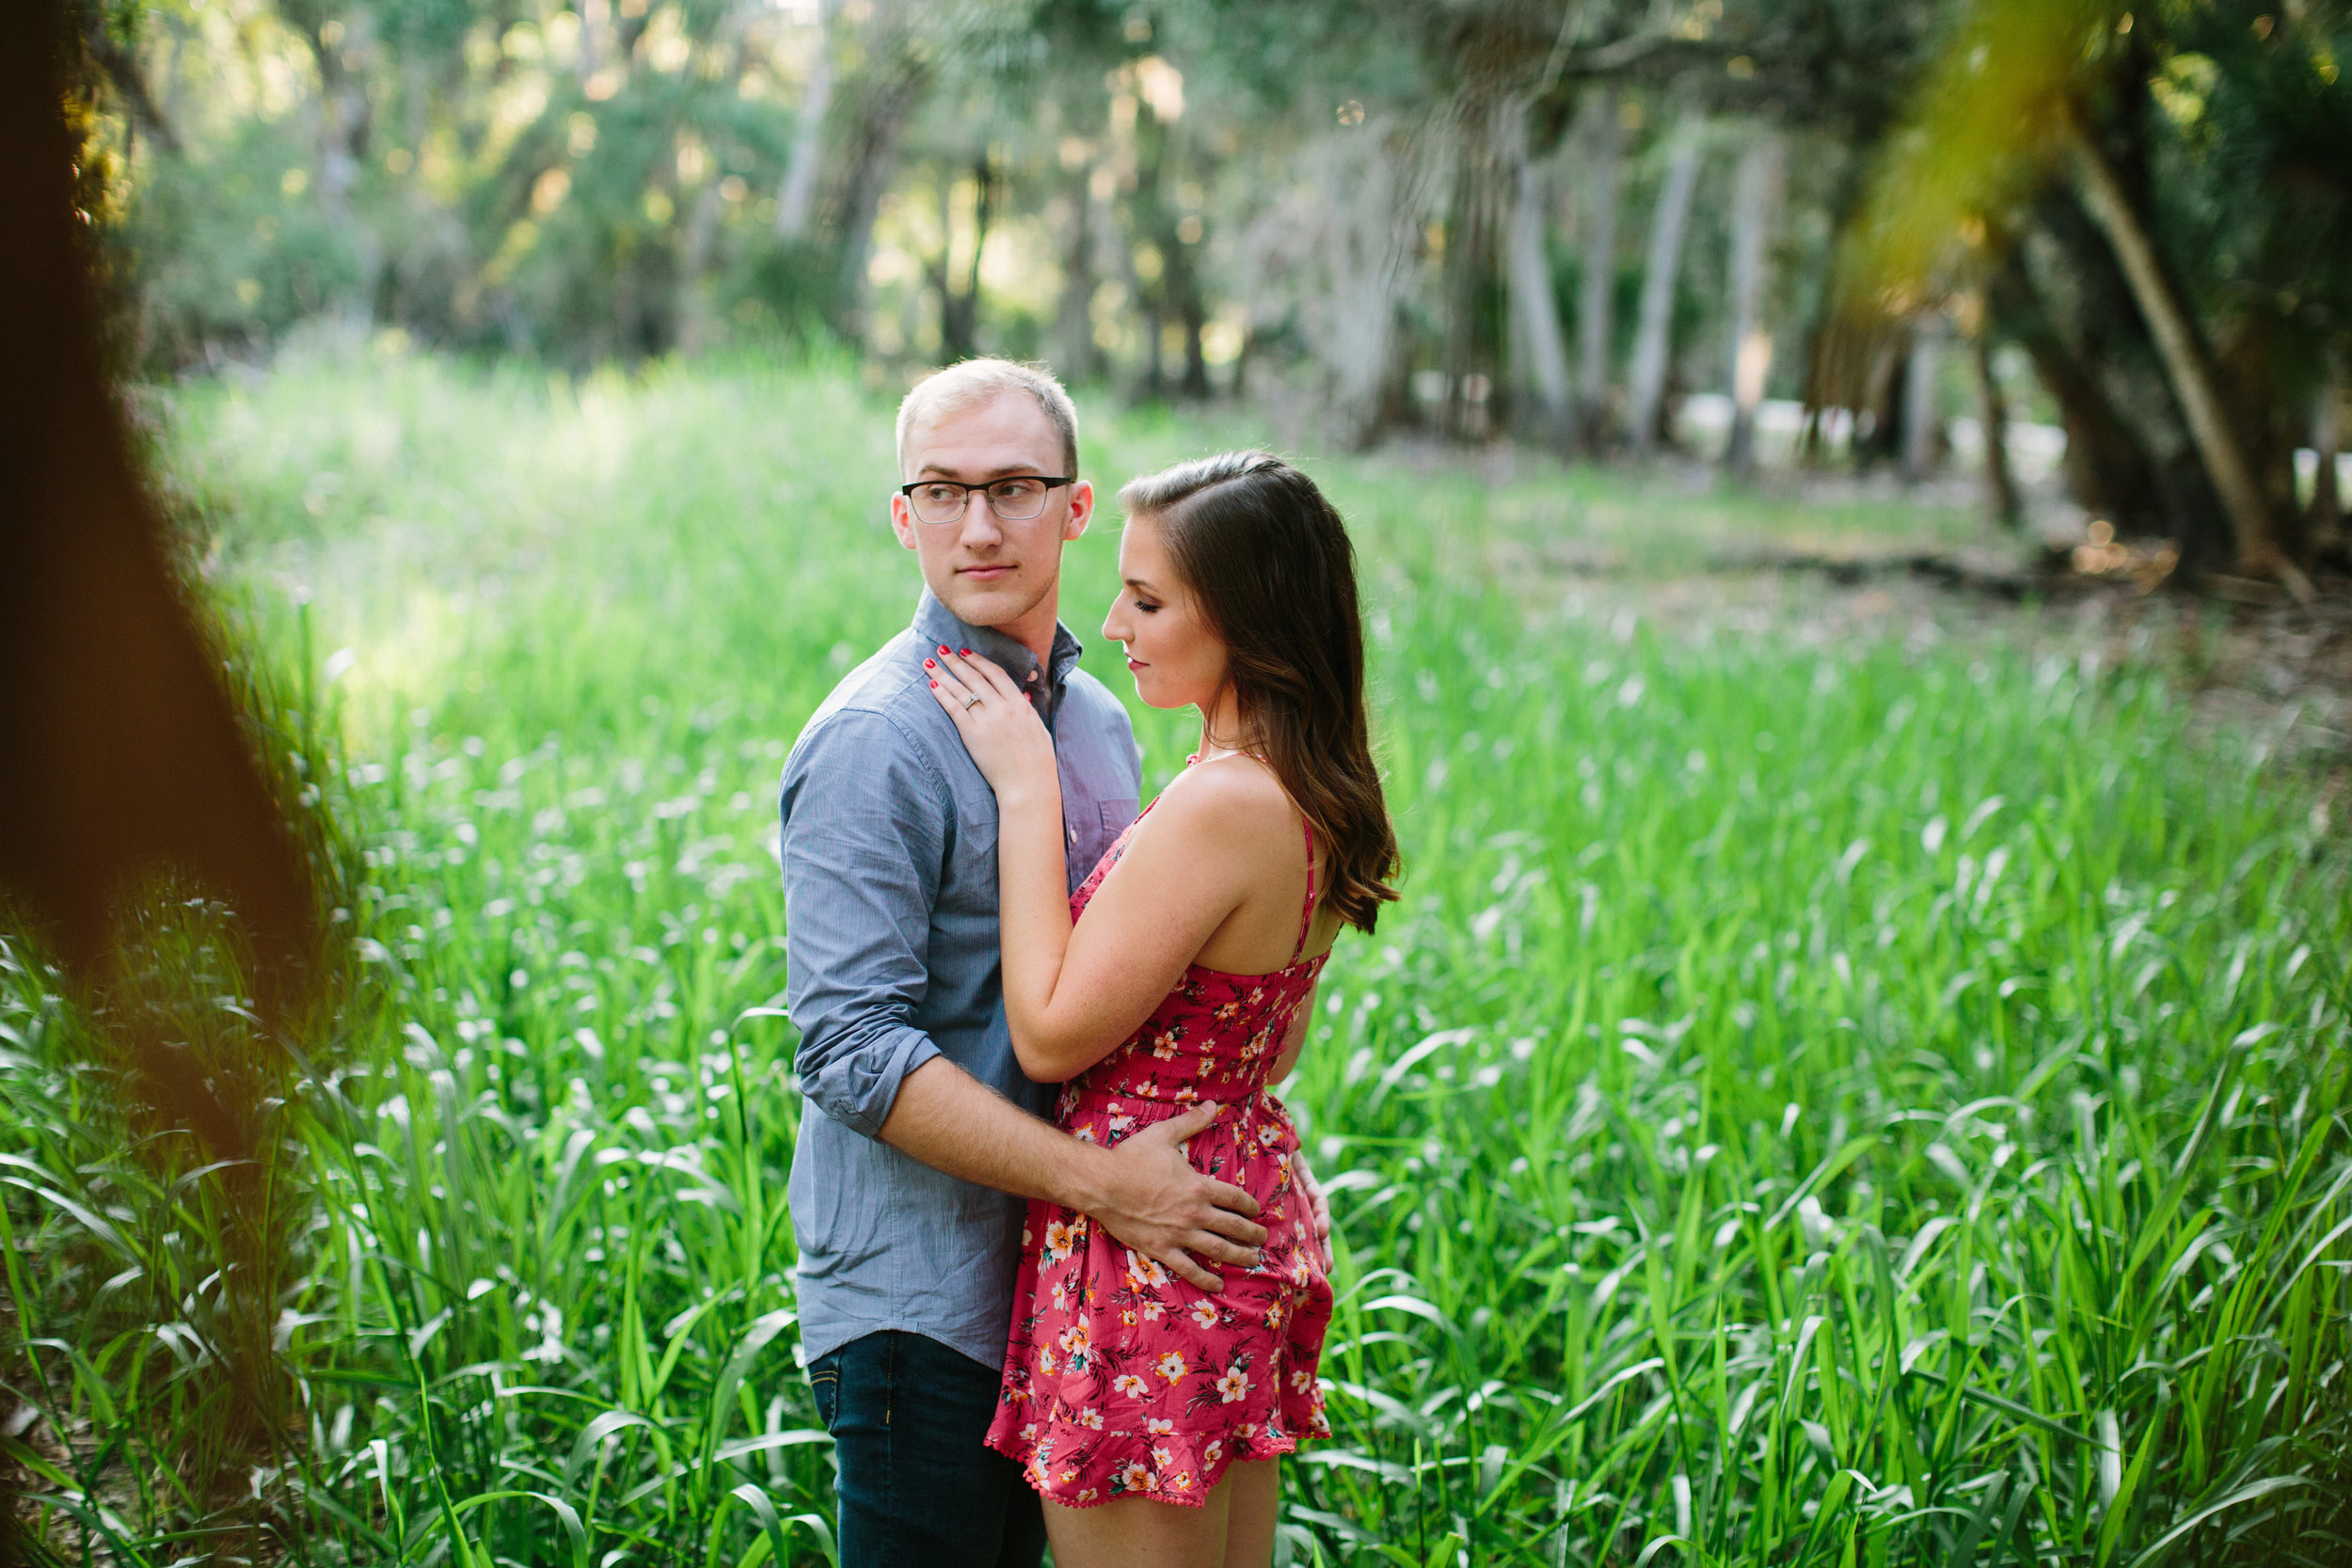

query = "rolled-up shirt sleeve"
[[780, 708, 947, 1139]]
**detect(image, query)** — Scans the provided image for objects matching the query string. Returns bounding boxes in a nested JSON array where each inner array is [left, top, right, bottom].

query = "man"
[[777, 359, 1281, 1566]]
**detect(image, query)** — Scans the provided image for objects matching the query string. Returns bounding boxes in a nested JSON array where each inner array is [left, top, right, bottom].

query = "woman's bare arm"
[[927, 653, 1290, 1080]]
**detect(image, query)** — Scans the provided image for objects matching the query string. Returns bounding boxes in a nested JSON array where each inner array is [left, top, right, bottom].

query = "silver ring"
[[962, 694, 982, 710]]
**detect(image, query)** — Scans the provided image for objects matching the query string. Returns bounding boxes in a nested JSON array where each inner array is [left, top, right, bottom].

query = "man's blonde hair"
[[896, 358, 1080, 479]]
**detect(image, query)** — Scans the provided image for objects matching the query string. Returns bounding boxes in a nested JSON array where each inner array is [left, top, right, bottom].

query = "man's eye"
[[918, 485, 960, 504], [993, 479, 1043, 501]]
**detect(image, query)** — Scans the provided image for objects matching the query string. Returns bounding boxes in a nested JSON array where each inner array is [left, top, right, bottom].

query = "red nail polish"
[[924, 658, 934, 668], [930, 679, 938, 689], [960, 648, 971, 657]]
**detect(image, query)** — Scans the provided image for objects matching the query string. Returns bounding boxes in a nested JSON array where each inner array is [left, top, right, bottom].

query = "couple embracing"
[[778, 357, 1397, 1567]]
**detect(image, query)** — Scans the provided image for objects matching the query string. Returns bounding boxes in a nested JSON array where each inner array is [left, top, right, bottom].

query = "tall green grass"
[[3, 346, 2347, 1566]]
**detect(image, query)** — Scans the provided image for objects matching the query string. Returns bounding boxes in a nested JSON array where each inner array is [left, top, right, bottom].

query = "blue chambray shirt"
[[779, 588, 1142, 1370]]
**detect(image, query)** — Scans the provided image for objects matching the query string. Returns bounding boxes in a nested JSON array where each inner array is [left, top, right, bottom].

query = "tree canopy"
[[62, 0, 2352, 584]]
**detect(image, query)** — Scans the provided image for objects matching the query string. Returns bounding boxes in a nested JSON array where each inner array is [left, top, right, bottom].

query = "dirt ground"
[[1466, 456, 2352, 829]]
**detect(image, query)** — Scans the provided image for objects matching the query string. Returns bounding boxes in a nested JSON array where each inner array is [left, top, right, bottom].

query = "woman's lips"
[[1126, 657, 1146, 672]]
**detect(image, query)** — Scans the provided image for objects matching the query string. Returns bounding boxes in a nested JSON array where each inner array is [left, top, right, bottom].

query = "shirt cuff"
[[819, 1025, 943, 1140]]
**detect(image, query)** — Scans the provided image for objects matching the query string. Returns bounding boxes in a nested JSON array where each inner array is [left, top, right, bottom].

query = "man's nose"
[[957, 493, 1004, 545]]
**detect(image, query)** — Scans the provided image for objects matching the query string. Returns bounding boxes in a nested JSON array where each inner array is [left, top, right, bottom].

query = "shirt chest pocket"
[[1071, 797, 1138, 875], [952, 799, 999, 862]]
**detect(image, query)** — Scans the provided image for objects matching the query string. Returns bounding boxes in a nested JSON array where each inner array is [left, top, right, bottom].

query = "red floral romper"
[[983, 788, 1334, 1509]]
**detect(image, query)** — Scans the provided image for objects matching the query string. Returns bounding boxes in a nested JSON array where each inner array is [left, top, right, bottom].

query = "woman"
[[925, 451, 1399, 1566]]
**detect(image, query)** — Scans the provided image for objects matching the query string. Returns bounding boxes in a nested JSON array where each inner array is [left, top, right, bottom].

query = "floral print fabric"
[[983, 805, 1333, 1509]]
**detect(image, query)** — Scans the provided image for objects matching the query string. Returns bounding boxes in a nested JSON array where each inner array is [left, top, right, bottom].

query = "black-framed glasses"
[[899, 475, 1073, 524]]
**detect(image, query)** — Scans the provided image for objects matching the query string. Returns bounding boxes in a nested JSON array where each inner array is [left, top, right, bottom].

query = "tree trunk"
[[1158, 150, 1210, 398], [1177, 282, 1209, 399], [774, 0, 835, 242], [1971, 328, 2024, 531], [1722, 132, 1780, 474], [1576, 89, 1622, 450], [928, 154, 992, 362], [675, 8, 749, 356], [822, 14, 928, 344], [279, 0, 375, 324], [675, 178, 724, 355], [1994, 197, 2227, 555], [578, 0, 606, 87], [1627, 128, 1700, 457], [1900, 324, 1941, 483], [1054, 168, 1100, 385], [2312, 349, 2343, 546], [1438, 109, 1502, 442], [1503, 99, 1572, 451], [2067, 120, 2309, 598]]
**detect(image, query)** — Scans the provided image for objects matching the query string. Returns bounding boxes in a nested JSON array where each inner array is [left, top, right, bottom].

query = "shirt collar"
[[911, 587, 1084, 691]]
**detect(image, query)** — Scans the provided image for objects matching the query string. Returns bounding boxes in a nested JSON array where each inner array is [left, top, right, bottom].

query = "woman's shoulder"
[[1155, 753, 1295, 831]]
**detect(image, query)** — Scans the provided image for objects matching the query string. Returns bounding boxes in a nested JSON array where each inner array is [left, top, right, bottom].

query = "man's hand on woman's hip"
[[1084, 1102, 1266, 1292]]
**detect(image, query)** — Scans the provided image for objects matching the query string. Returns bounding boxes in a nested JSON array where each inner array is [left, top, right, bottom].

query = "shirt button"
[[1067, 826, 1077, 844]]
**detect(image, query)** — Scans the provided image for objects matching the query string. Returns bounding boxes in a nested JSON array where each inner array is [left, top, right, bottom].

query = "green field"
[[5, 346, 2349, 1566]]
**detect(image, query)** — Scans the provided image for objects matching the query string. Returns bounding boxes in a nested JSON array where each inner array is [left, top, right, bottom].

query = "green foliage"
[[3, 355, 2348, 1564], [118, 114, 363, 361]]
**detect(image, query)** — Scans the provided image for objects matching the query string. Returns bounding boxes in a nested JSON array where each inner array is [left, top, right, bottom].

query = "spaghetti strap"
[[1291, 816, 1318, 966]]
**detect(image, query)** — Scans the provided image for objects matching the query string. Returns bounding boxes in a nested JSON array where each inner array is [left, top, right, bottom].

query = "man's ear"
[[889, 492, 920, 550], [1062, 479, 1095, 543]]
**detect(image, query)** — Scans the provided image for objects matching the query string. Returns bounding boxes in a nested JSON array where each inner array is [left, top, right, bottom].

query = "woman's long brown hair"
[[1119, 452, 1400, 933]]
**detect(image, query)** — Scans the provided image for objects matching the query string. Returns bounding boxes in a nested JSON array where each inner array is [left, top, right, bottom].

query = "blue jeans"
[[808, 1331, 1046, 1568]]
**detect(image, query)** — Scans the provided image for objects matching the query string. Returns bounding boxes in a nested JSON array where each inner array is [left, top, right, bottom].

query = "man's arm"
[[782, 709, 1263, 1289], [880, 1058, 1263, 1290]]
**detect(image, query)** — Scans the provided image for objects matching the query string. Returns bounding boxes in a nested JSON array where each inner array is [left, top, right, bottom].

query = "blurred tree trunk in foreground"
[[5, 2, 337, 1548]]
